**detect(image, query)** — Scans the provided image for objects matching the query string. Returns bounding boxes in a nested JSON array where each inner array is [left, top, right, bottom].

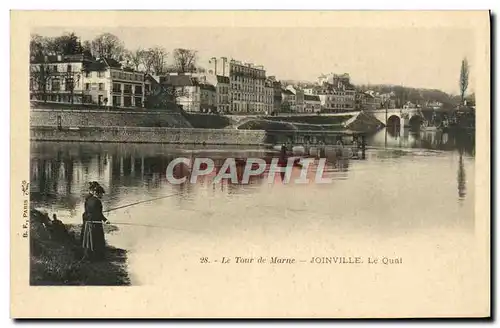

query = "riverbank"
[[30, 209, 130, 286]]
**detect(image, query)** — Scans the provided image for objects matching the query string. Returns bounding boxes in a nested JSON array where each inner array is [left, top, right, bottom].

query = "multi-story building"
[[358, 91, 382, 110], [159, 73, 218, 113], [304, 94, 321, 113], [285, 85, 305, 113], [85, 58, 145, 108], [30, 54, 146, 108], [267, 76, 282, 114], [209, 57, 267, 113], [160, 74, 200, 112], [317, 73, 356, 113], [199, 83, 217, 113], [30, 54, 91, 104], [318, 87, 356, 113], [281, 89, 296, 113], [264, 80, 274, 114], [216, 75, 230, 113]]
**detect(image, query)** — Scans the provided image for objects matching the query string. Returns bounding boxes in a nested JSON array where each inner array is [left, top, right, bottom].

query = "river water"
[[30, 128, 483, 315]]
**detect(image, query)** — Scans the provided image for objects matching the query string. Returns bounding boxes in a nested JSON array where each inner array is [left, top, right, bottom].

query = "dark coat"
[[81, 194, 107, 259]]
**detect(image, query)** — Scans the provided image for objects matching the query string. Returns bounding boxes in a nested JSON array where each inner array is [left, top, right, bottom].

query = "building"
[[267, 76, 282, 114], [318, 73, 351, 87], [84, 58, 145, 108], [30, 54, 91, 104], [209, 57, 267, 113], [159, 74, 200, 112], [30, 54, 146, 108], [356, 91, 382, 110], [216, 75, 230, 113], [316, 73, 356, 113], [318, 87, 356, 113], [281, 89, 296, 113], [143, 74, 177, 110], [285, 85, 305, 113], [199, 83, 217, 113], [264, 80, 274, 114], [304, 94, 321, 113]]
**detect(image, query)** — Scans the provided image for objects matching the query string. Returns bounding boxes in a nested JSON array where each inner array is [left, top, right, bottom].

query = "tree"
[[149, 47, 168, 74], [140, 49, 155, 75], [53, 33, 81, 55], [30, 34, 45, 60], [91, 33, 125, 60], [62, 71, 81, 104], [124, 48, 143, 71], [82, 40, 93, 58], [459, 57, 469, 104], [30, 63, 53, 102], [172, 48, 197, 73]]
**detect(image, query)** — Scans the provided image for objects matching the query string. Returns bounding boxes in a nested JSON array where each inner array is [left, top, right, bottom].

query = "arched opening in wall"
[[386, 115, 401, 134], [409, 115, 423, 131]]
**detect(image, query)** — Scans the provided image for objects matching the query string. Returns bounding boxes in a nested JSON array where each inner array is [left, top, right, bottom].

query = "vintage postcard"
[[10, 10, 490, 318]]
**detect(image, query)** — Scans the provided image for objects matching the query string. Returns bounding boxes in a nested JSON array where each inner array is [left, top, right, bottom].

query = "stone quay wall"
[[30, 126, 269, 146], [30, 109, 193, 128]]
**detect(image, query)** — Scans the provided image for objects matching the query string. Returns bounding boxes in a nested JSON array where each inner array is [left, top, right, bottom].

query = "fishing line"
[[106, 221, 199, 233], [103, 192, 183, 213]]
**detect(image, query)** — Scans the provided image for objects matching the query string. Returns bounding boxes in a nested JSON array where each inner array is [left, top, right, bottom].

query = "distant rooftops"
[[304, 94, 320, 101]]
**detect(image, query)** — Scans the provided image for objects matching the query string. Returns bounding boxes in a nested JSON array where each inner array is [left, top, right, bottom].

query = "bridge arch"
[[386, 115, 401, 129], [408, 115, 423, 130]]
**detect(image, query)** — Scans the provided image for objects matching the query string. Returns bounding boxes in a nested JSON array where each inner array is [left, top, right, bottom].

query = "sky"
[[33, 26, 476, 95]]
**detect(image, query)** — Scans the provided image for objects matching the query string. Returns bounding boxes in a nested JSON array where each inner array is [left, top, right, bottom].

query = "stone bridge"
[[365, 108, 427, 129]]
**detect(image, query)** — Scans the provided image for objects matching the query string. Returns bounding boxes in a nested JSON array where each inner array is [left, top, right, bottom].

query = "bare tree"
[[30, 63, 53, 102], [91, 33, 125, 60], [173, 48, 197, 73], [140, 49, 155, 75], [63, 71, 81, 104], [459, 57, 469, 104], [149, 47, 168, 74], [124, 48, 143, 71]]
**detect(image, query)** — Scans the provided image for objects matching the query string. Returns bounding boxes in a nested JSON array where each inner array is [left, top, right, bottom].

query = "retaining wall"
[[30, 126, 268, 146], [30, 109, 193, 128]]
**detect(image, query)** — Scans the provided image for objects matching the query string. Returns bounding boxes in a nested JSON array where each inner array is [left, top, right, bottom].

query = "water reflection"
[[30, 137, 475, 286], [372, 127, 475, 157]]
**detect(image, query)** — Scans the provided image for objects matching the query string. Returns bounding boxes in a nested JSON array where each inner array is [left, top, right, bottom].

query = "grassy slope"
[[30, 209, 130, 286]]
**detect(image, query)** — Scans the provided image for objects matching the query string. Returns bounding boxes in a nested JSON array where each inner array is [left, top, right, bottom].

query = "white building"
[[304, 94, 321, 113]]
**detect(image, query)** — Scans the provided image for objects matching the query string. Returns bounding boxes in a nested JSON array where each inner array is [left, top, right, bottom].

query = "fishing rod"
[[86, 220, 199, 233], [103, 192, 183, 213]]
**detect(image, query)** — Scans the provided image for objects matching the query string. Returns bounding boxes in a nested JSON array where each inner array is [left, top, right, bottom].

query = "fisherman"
[[81, 181, 109, 261]]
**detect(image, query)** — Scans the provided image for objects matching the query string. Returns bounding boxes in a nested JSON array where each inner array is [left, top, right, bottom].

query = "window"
[[134, 97, 142, 107], [124, 84, 132, 94], [85, 83, 90, 91], [53, 65, 58, 72], [51, 79, 60, 91], [145, 84, 150, 92], [98, 83, 104, 91], [112, 83, 121, 93], [85, 71, 91, 78], [135, 85, 142, 94], [98, 71, 104, 78], [67, 64, 72, 72], [112, 95, 121, 106], [123, 96, 132, 107]]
